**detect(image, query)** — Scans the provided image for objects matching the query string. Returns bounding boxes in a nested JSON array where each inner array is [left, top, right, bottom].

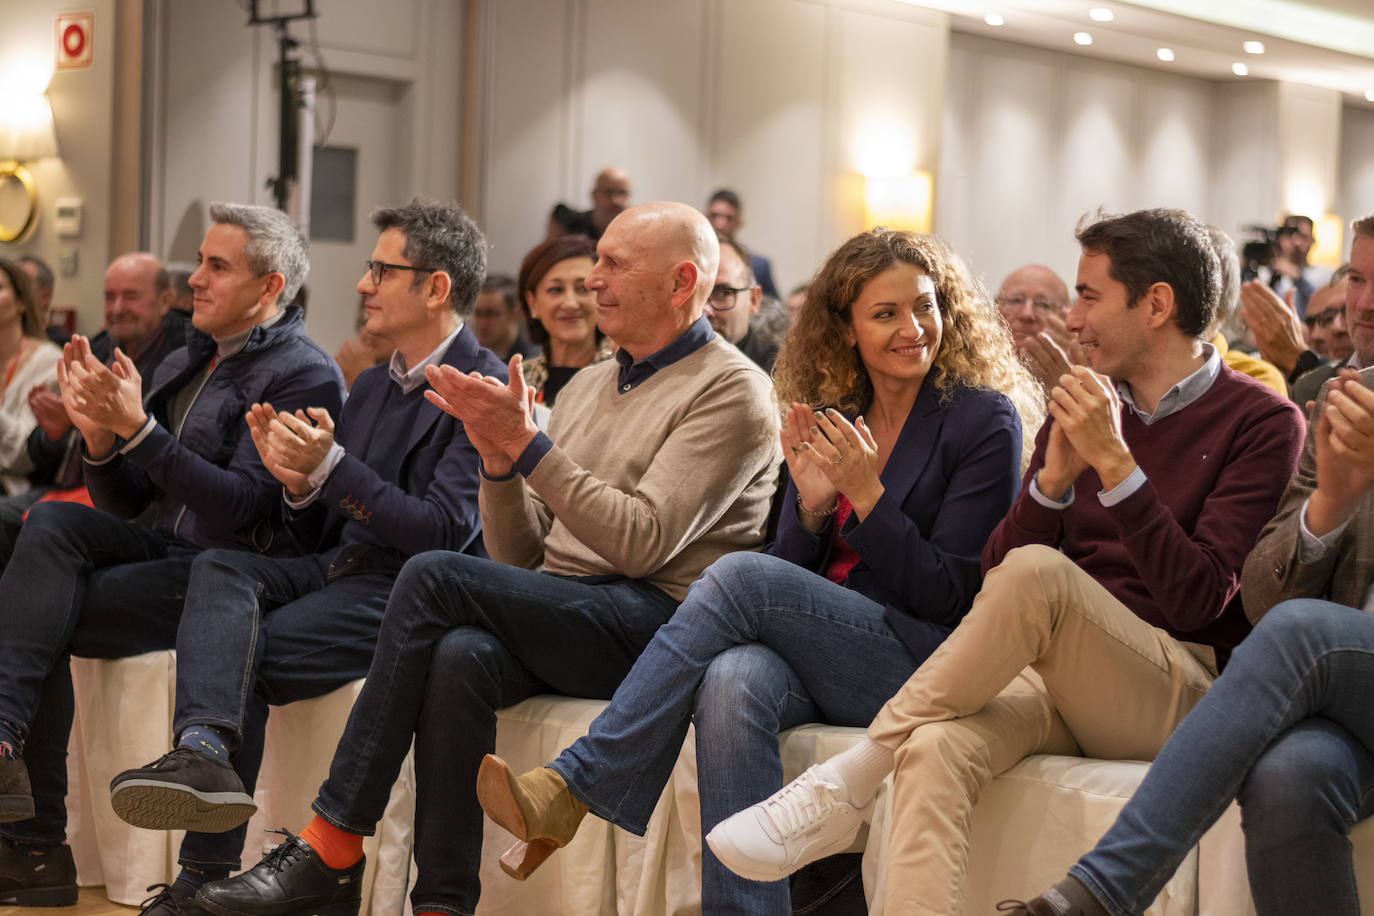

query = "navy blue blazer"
[[286, 325, 507, 561], [770, 377, 1023, 663], [751, 254, 778, 299]]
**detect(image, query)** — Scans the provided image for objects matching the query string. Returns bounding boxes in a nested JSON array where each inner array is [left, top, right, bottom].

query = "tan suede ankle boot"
[[476, 754, 589, 879]]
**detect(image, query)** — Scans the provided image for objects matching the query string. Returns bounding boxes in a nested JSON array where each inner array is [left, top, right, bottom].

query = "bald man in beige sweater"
[[197, 202, 781, 916]]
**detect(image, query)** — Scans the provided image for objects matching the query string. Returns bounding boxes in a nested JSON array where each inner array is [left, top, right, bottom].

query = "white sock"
[[822, 738, 894, 807]]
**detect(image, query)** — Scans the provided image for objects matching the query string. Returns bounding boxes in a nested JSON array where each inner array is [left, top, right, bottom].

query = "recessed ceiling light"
[[984, 12, 1005, 26], [1366, 89, 1374, 102], [1243, 40, 1266, 54], [1089, 8, 1114, 21], [1074, 31, 1093, 46], [1156, 48, 1175, 62], [1232, 62, 1250, 76]]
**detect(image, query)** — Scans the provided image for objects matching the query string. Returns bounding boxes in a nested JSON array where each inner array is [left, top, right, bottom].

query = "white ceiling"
[[897, 0, 1374, 107]]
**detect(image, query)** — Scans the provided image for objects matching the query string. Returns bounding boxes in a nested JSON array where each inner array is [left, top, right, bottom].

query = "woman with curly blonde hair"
[[476, 228, 1032, 914]]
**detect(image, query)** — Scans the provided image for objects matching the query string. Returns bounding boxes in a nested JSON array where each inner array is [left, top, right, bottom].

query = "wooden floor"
[[0, 887, 137, 916]]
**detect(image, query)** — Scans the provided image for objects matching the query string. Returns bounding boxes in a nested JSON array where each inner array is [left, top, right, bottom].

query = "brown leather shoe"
[[475, 755, 588, 880], [0, 757, 33, 823]]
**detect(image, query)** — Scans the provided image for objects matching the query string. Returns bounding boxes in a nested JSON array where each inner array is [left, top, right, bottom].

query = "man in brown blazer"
[[1243, 218, 1374, 615]]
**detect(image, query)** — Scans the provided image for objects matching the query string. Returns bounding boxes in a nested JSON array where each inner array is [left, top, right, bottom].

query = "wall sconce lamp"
[[863, 171, 934, 235], [1310, 213, 1344, 270], [0, 91, 60, 243]]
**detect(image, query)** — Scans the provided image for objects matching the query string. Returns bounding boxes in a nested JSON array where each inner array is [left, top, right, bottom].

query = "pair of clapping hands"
[[54, 335, 147, 459], [1037, 366, 1137, 501], [250, 354, 541, 498], [1306, 369, 1374, 537], [779, 404, 882, 529]]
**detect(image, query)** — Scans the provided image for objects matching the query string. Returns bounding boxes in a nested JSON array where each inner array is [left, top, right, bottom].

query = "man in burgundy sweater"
[[706, 208, 1306, 916]]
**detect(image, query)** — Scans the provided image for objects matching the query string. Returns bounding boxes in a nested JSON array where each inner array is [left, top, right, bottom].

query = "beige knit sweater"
[[479, 336, 781, 601]]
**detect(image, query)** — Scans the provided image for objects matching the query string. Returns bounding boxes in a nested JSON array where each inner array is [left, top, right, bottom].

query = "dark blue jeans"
[[0, 488, 45, 572], [0, 501, 196, 847], [309, 550, 679, 916], [171, 548, 393, 871], [548, 552, 927, 916], [1072, 599, 1374, 916]]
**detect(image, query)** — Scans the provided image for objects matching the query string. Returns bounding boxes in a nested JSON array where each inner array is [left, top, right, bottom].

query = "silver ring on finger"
[[829, 453, 844, 465]]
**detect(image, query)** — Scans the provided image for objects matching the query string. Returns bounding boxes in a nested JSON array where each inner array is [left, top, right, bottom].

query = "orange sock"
[[299, 815, 364, 870]]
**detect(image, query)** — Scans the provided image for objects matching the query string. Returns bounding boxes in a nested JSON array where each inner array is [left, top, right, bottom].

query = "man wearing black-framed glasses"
[[707, 236, 776, 372]]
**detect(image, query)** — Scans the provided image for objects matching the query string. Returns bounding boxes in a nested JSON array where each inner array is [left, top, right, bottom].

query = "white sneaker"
[[705, 763, 872, 883]]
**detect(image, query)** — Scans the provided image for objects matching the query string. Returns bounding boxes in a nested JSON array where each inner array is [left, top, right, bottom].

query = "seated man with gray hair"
[[0, 203, 344, 908]]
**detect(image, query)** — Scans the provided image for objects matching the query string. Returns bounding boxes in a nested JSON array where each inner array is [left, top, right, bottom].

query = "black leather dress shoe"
[[140, 882, 209, 916], [0, 756, 34, 823], [195, 832, 363, 916]]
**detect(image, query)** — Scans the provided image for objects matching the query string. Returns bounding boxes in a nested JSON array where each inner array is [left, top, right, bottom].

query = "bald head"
[[105, 252, 172, 354], [997, 264, 1070, 346], [586, 202, 719, 359], [627, 201, 718, 302], [591, 166, 632, 230]]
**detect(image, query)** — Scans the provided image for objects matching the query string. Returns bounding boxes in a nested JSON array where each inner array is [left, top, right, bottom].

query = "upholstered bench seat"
[[64, 671, 1372, 914]]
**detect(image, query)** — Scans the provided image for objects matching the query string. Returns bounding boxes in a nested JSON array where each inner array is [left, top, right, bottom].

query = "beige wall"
[[474, 0, 951, 292], [1340, 107, 1374, 233], [939, 33, 1225, 294], [0, 0, 120, 334], [9, 0, 1374, 343], [148, 0, 464, 354]]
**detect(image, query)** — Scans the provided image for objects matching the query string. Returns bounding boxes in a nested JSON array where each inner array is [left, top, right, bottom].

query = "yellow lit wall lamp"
[[0, 91, 59, 243], [863, 171, 934, 235]]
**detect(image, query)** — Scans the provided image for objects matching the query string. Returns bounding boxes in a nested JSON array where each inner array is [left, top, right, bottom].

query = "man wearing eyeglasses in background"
[[995, 263, 1083, 397], [103, 200, 503, 916], [707, 235, 777, 373], [1291, 267, 1357, 407]]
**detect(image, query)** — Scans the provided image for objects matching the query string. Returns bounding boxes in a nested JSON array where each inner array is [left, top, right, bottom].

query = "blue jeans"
[[0, 502, 196, 847], [309, 550, 679, 916], [172, 547, 394, 871], [549, 552, 932, 916], [1073, 599, 1374, 916], [0, 488, 46, 571]]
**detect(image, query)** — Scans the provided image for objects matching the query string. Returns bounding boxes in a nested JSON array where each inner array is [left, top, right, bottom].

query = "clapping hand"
[[1307, 369, 1374, 535], [28, 384, 72, 441], [425, 354, 538, 478], [246, 402, 337, 498], [781, 404, 885, 525], [1039, 366, 1135, 498]]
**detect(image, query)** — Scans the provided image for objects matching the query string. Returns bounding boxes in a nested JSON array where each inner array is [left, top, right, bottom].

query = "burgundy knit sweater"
[[984, 365, 1305, 664]]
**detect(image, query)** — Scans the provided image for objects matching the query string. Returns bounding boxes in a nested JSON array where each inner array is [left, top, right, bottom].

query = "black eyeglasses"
[[365, 260, 436, 286], [707, 284, 754, 311], [1305, 309, 1342, 329]]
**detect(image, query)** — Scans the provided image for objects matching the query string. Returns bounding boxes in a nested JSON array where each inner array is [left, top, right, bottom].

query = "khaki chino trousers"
[[867, 545, 1220, 915]]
